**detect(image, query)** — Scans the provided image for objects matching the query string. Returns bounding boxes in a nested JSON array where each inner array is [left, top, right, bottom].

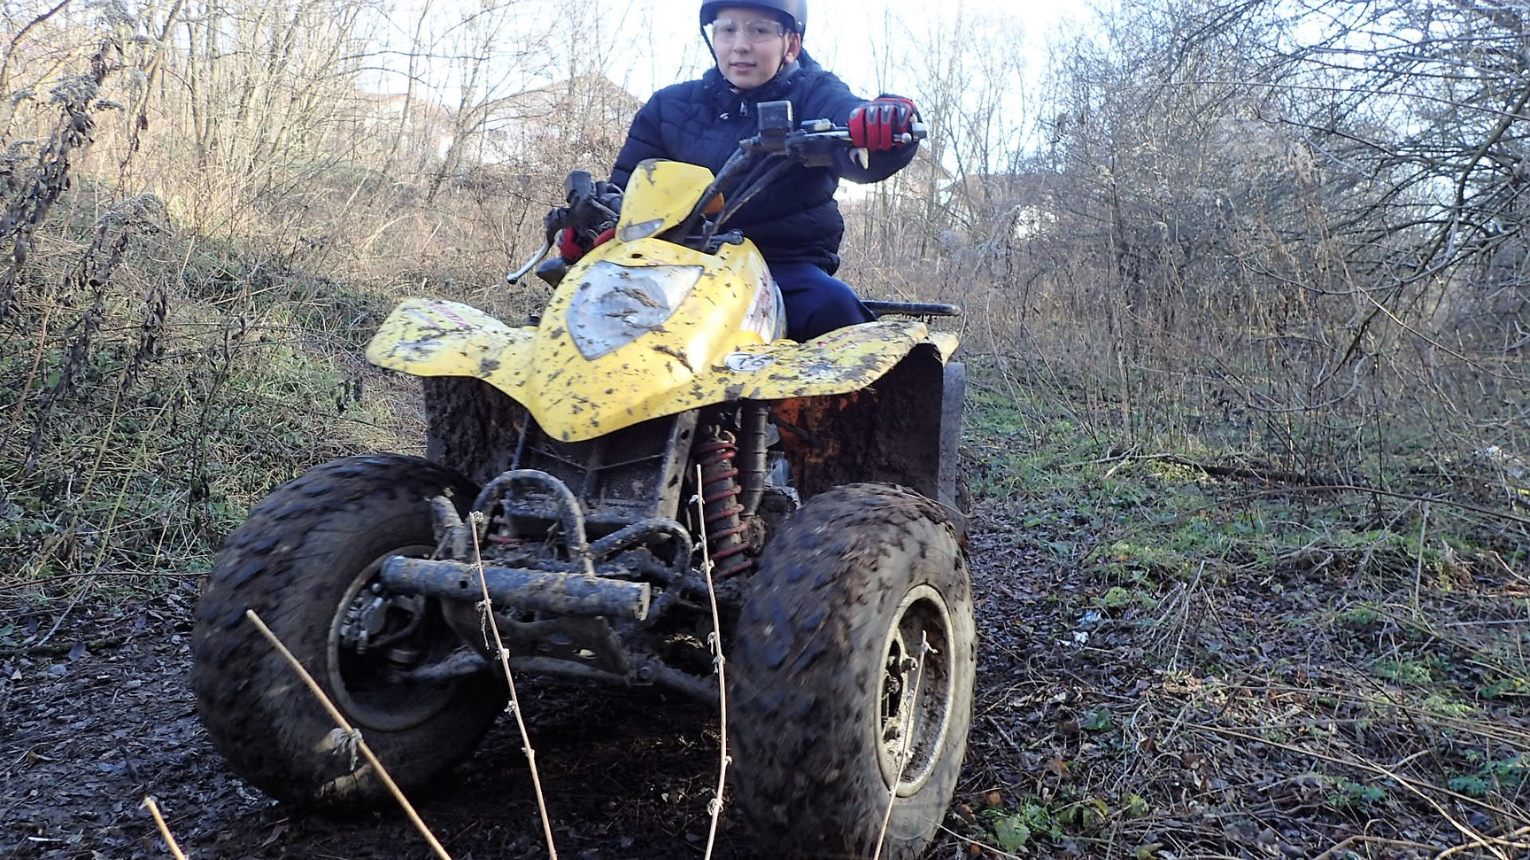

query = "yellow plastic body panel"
[[366, 158, 959, 443], [367, 298, 536, 384], [616, 160, 714, 240], [370, 289, 953, 443]]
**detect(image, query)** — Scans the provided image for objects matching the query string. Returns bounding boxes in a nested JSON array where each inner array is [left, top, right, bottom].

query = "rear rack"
[[864, 301, 963, 319]]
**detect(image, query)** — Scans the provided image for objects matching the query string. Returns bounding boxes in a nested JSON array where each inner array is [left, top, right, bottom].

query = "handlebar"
[[741, 119, 928, 159], [810, 121, 929, 147], [510, 103, 930, 280]]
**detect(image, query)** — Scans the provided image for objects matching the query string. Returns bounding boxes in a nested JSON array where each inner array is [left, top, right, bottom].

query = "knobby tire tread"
[[190, 454, 502, 810], [728, 483, 976, 860]]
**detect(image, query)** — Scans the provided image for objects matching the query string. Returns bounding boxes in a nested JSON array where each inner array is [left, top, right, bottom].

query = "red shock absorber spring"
[[695, 429, 751, 578]]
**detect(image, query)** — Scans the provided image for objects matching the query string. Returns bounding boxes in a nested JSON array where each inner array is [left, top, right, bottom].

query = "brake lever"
[[507, 240, 553, 285]]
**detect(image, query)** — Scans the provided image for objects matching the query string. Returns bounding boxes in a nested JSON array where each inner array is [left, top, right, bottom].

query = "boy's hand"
[[848, 96, 917, 151], [557, 228, 585, 262], [557, 227, 615, 263]]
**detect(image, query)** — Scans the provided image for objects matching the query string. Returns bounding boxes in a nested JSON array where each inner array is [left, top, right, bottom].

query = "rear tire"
[[191, 454, 505, 809], [728, 483, 976, 859]]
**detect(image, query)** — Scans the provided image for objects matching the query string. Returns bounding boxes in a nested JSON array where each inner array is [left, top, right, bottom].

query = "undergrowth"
[[955, 358, 1530, 858], [0, 186, 423, 595]]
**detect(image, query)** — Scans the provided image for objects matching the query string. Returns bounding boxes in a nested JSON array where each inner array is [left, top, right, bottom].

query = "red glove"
[[557, 227, 615, 263], [848, 96, 917, 151], [557, 228, 584, 263]]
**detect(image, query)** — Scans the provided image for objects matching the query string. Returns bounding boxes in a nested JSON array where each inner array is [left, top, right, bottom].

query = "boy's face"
[[709, 5, 801, 90]]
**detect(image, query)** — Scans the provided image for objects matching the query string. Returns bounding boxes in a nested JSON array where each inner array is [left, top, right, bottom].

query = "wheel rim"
[[875, 583, 955, 796], [327, 544, 463, 732]]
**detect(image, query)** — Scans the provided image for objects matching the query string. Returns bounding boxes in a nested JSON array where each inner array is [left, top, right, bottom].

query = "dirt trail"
[[3, 504, 1526, 859]]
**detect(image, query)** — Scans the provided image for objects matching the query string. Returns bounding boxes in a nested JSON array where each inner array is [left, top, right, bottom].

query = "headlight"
[[617, 218, 666, 243], [566, 261, 704, 359]]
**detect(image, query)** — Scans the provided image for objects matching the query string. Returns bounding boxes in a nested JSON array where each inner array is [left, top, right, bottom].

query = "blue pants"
[[771, 261, 874, 341]]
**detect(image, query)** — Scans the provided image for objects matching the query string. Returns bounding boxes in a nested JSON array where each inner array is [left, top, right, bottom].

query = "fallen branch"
[[244, 610, 454, 860], [1310, 834, 1448, 860], [0, 636, 127, 658], [1145, 454, 1530, 529]]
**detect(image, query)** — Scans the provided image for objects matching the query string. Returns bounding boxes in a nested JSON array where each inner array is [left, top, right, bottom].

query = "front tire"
[[728, 483, 976, 859], [191, 454, 506, 809]]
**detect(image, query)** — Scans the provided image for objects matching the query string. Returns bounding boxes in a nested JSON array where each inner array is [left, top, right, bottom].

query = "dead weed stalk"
[[243, 609, 455, 860], [1149, 560, 1206, 671], [0, 41, 119, 319], [140, 795, 188, 860], [691, 466, 729, 860], [467, 511, 559, 860], [16, 192, 166, 476], [873, 630, 931, 860]]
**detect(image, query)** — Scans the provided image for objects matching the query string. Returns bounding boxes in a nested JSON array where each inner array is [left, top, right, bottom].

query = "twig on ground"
[[141, 796, 189, 860], [1374, 606, 1530, 687], [0, 569, 202, 592], [1193, 723, 1525, 856], [985, 713, 1029, 757], [244, 610, 454, 860], [30, 578, 95, 650], [1437, 831, 1530, 860], [692, 467, 730, 860], [1487, 551, 1530, 588], [1152, 560, 1205, 672], [1310, 835, 1444, 860], [467, 512, 559, 860], [1244, 682, 1530, 747], [935, 822, 1026, 860]]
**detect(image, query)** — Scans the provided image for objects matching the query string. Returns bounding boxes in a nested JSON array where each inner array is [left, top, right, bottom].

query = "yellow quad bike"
[[191, 101, 974, 860]]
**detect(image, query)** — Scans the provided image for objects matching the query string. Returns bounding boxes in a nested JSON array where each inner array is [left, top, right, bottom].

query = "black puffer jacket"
[[611, 52, 918, 274]]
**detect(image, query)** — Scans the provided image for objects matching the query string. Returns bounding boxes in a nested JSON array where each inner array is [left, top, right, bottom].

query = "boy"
[[607, 0, 920, 341]]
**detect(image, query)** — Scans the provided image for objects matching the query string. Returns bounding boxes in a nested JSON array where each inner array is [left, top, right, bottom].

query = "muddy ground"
[[3, 502, 1527, 860]]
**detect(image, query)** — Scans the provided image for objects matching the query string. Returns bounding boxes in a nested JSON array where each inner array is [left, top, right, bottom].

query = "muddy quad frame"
[[191, 102, 975, 860], [409, 337, 966, 686]]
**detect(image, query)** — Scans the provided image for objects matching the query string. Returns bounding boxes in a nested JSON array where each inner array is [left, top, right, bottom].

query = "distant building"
[[837, 145, 953, 208], [354, 75, 642, 174], [456, 74, 643, 168], [354, 91, 455, 163], [946, 172, 1059, 239]]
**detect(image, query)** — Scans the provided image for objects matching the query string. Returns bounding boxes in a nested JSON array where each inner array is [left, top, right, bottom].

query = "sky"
[[353, 0, 1094, 179], [609, 0, 1084, 101], [364, 0, 1090, 109]]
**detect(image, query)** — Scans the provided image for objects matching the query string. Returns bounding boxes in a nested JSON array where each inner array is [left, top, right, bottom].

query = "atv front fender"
[[366, 298, 958, 442], [366, 298, 536, 387]]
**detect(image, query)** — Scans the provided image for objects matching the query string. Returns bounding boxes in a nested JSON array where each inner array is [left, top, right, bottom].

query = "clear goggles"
[[707, 18, 788, 44]]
